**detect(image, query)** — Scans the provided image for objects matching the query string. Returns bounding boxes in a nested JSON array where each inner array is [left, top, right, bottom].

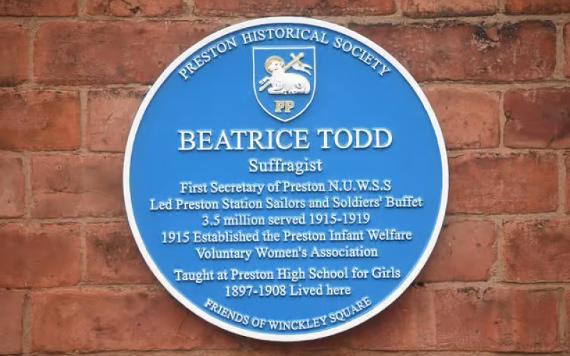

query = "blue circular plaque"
[[124, 17, 448, 341]]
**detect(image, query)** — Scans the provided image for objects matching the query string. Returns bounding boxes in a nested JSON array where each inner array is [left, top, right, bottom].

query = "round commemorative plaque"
[[124, 17, 448, 341]]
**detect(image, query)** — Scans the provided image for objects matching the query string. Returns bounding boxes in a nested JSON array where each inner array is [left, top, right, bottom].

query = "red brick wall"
[[0, 0, 569, 354]]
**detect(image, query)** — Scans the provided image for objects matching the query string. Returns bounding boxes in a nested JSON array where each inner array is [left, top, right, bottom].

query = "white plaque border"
[[123, 17, 449, 342]]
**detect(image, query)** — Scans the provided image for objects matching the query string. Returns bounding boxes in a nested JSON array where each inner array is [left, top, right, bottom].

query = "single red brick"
[[32, 288, 240, 352], [31, 154, 123, 218], [402, 0, 497, 17], [0, 290, 25, 354], [0, 90, 80, 151], [564, 24, 570, 78], [0, 156, 25, 217], [85, 222, 155, 284], [346, 287, 436, 350], [262, 341, 352, 353], [87, 0, 186, 16], [0, 0, 77, 16], [352, 21, 556, 82], [0, 23, 27, 85], [241, 329, 346, 352], [448, 153, 558, 214], [435, 287, 560, 352], [503, 219, 570, 282], [87, 89, 145, 152], [504, 88, 570, 148], [34, 21, 220, 85], [505, 0, 570, 14], [194, 0, 396, 16], [333, 0, 396, 15], [424, 87, 500, 149], [0, 223, 80, 288], [420, 220, 496, 282]]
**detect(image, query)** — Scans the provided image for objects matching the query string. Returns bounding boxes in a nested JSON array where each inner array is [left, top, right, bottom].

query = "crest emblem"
[[253, 46, 316, 123]]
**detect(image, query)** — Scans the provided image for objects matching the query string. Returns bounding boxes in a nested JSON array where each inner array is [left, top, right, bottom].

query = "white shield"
[[252, 46, 317, 123]]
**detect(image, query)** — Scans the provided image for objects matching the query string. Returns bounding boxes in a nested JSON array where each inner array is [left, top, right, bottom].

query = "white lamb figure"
[[264, 56, 311, 95]]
